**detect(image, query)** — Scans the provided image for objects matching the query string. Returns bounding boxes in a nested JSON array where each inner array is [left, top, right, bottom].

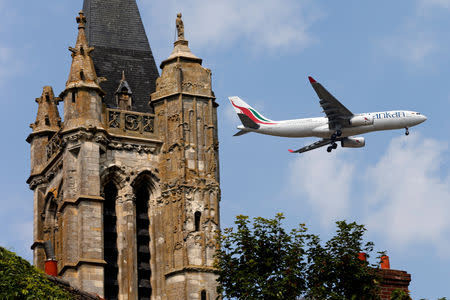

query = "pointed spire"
[[82, 0, 159, 112], [160, 13, 202, 69], [63, 11, 104, 95], [30, 86, 61, 132]]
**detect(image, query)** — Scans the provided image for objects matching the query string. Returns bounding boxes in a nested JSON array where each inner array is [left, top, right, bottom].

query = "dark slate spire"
[[82, 0, 159, 112]]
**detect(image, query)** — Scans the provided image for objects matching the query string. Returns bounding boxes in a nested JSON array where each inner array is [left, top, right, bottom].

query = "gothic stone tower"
[[27, 2, 220, 299], [149, 16, 220, 300]]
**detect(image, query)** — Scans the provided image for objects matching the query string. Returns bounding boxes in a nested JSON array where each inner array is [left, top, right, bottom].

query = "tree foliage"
[[215, 214, 309, 299], [305, 221, 380, 299], [391, 289, 412, 300], [0, 247, 73, 300], [215, 214, 381, 300]]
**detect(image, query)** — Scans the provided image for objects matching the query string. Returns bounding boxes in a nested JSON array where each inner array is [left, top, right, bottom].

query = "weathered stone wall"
[[29, 9, 221, 300], [100, 143, 161, 299], [151, 37, 220, 299]]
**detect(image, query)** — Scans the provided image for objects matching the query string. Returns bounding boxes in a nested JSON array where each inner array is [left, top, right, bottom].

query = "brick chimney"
[[377, 256, 411, 299]]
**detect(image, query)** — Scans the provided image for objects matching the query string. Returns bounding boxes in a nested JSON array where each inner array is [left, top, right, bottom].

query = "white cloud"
[[376, 0, 450, 68], [379, 29, 437, 66], [288, 149, 355, 227], [364, 134, 450, 255], [140, 0, 321, 52], [418, 0, 450, 9], [286, 133, 450, 256]]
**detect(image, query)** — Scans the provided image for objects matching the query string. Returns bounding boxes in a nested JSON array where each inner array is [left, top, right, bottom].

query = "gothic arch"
[[130, 170, 159, 191], [131, 171, 159, 299], [42, 193, 58, 260], [100, 165, 127, 191]]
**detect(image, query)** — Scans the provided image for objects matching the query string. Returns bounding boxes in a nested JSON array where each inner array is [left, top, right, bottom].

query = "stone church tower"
[[27, 1, 220, 299]]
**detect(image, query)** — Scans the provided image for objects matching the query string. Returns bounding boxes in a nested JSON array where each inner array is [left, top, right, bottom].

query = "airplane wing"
[[288, 139, 333, 153], [308, 76, 353, 129]]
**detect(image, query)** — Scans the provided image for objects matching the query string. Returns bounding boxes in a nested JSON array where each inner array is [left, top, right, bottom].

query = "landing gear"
[[405, 127, 409, 136], [328, 129, 342, 153], [327, 143, 338, 153], [331, 130, 342, 141]]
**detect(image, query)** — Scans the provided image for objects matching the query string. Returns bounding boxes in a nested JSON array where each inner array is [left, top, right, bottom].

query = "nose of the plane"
[[420, 114, 427, 123]]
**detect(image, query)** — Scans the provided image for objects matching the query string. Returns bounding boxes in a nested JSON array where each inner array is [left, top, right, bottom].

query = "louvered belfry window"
[[135, 184, 151, 299], [103, 182, 119, 300]]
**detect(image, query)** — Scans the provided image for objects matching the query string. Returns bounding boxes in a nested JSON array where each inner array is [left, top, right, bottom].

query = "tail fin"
[[228, 96, 275, 129]]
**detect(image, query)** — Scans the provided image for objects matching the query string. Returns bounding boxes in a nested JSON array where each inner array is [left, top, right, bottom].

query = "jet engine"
[[349, 115, 374, 126], [341, 137, 365, 148]]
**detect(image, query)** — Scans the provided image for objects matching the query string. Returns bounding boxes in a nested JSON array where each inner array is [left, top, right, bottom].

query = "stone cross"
[[76, 11, 87, 29]]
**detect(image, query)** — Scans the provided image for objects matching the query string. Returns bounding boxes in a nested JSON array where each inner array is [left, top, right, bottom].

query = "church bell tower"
[[27, 2, 220, 299], [150, 13, 220, 299]]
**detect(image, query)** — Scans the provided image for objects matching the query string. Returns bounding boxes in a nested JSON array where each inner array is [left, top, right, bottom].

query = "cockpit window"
[[417, 112, 421, 115]]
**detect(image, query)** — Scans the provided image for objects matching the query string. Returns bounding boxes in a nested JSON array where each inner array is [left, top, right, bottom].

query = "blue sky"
[[1, 0, 449, 298]]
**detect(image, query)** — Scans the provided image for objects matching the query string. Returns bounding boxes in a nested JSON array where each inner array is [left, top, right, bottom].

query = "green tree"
[[305, 221, 380, 299], [215, 213, 309, 299], [215, 214, 381, 300], [391, 289, 412, 300], [0, 247, 73, 299]]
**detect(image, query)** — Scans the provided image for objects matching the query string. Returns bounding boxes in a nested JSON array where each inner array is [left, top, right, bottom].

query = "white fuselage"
[[239, 110, 427, 138]]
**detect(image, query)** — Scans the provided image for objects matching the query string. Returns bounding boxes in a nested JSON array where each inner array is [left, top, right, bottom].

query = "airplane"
[[229, 76, 427, 153]]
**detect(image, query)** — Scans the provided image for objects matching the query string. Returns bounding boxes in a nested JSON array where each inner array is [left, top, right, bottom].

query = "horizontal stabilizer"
[[233, 130, 250, 137]]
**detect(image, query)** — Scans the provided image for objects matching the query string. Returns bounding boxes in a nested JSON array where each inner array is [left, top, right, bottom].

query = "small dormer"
[[115, 71, 133, 111]]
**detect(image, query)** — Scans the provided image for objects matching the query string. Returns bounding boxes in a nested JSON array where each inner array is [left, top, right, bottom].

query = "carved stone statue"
[[176, 13, 184, 40]]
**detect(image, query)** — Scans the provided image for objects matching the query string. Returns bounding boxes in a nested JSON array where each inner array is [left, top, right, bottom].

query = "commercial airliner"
[[229, 76, 427, 153]]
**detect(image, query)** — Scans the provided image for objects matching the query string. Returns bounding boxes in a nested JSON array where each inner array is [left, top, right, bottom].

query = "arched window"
[[201, 290, 207, 300], [103, 182, 119, 300], [195, 211, 201, 232], [135, 181, 151, 298], [43, 195, 58, 260]]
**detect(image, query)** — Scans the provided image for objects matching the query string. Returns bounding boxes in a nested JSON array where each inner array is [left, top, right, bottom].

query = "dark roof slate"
[[82, 0, 159, 112]]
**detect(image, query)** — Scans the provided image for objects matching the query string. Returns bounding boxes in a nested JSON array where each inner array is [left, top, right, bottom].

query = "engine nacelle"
[[341, 137, 365, 148], [349, 115, 374, 126]]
